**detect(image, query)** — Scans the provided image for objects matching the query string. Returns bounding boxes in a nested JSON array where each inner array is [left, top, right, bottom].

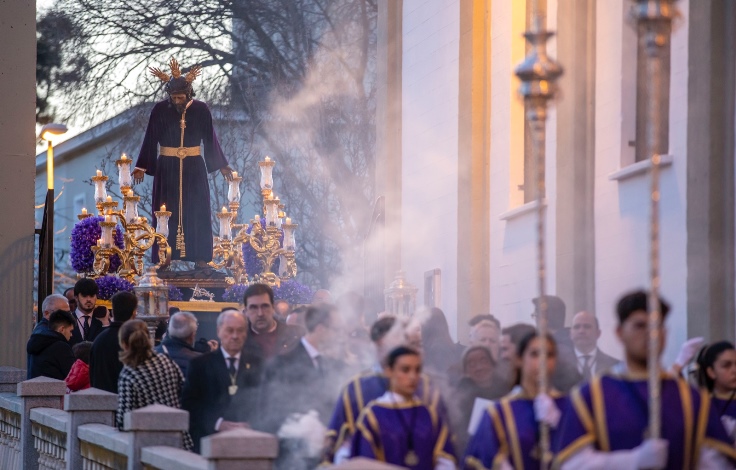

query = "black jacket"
[[182, 348, 263, 452], [90, 321, 124, 393], [26, 329, 75, 380], [262, 341, 345, 432], [155, 336, 203, 379], [70, 312, 104, 346]]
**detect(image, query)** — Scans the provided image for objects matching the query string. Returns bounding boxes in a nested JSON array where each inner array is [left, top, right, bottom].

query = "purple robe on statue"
[[350, 392, 456, 469], [463, 392, 570, 469], [554, 372, 736, 469], [135, 99, 229, 262], [323, 370, 443, 463]]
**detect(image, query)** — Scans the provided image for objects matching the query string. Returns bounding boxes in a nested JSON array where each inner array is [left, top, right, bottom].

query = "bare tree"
[[47, 0, 377, 287]]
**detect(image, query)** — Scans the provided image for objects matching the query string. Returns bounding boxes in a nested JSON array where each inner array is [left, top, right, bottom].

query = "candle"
[[265, 156, 271, 162], [254, 214, 261, 221], [121, 153, 128, 160], [106, 195, 112, 202], [104, 215, 111, 223], [96, 239, 102, 246], [222, 206, 227, 214], [232, 171, 238, 178], [161, 204, 166, 212], [285, 217, 292, 225], [96, 170, 102, 177], [81, 208, 87, 215]]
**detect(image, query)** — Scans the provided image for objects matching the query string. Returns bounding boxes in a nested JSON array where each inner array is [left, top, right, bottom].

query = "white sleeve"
[[697, 444, 733, 470], [560, 444, 639, 470], [435, 456, 458, 470], [333, 441, 351, 465]]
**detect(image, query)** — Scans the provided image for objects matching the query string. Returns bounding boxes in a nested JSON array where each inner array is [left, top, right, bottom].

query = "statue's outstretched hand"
[[220, 166, 234, 181], [132, 168, 145, 185]]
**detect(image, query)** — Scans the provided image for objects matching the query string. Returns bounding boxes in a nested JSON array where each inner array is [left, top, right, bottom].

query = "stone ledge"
[[30, 407, 68, 433], [78, 423, 133, 455], [0, 367, 25, 384], [123, 404, 189, 431], [200, 428, 278, 459], [17, 376, 67, 397], [0, 392, 22, 414], [607, 154, 674, 182], [64, 387, 118, 411], [499, 199, 547, 222], [141, 446, 207, 470]]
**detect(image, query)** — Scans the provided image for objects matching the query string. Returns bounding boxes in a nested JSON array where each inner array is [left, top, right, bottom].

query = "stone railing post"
[[63, 388, 118, 470], [0, 367, 25, 393], [123, 404, 189, 470], [17, 377, 65, 470], [200, 428, 278, 470], [331, 457, 406, 469]]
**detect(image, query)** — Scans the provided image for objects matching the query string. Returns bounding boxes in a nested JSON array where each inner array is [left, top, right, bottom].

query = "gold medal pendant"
[[404, 450, 419, 467], [228, 385, 238, 396]]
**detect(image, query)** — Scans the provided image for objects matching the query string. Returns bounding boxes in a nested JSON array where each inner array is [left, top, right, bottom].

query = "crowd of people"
[[25, 279, 736, 469]]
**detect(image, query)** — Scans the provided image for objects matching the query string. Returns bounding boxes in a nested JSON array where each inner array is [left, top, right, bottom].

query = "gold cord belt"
[[171, 101, 193, 257], [159, 146, 201, 158]]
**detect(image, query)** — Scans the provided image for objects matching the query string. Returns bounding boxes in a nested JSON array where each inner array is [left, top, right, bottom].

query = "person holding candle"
[[132, 58, 234, 269]]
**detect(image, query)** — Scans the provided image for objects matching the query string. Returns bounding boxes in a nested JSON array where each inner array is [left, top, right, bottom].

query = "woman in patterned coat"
[[116, 320, 193, 450]]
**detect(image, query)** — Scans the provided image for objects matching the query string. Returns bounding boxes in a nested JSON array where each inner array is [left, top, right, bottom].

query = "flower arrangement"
[[70, 216, 124, 274], [274, 280, 314, 305], [95, 275, 134, 300], [223, 283, 248, 303], [168, 285, 184, 301]]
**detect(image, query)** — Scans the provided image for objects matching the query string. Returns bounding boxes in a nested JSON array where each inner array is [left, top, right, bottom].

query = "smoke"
[[277, 410, 327, 459]]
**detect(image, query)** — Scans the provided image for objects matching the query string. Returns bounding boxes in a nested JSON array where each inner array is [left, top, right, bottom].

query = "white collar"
[[301, 337, 320, 360], [220, 348, 241, 362], [376, 391, 418, 404], [575, 347, 598, 359], [75, 308, 91, 319]]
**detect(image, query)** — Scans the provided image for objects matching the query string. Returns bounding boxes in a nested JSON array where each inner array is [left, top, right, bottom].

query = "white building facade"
[[374, 0, 736, 362]]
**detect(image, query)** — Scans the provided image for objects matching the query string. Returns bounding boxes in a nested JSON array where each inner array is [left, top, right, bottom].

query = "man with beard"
[[132, 58, 234, 268], [70, 278, 104, 346]]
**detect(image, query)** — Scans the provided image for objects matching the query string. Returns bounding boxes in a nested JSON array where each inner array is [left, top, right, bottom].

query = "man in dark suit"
[[89, 291, 137, 393], [69, 278, 104, 346], [182, 310, 263, 453], [262, 304, 346, 432], [570, 310, 619, 381]]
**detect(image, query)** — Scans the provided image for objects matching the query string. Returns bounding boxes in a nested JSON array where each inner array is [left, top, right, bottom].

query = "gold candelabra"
[[209, 156, 299, 287], [78, 156, 171, 283]]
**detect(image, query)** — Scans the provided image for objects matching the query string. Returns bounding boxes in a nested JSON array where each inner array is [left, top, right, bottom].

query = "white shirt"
[[300, 337, 321, 369], [575, 347, 598, 375], [75, 308, 93, 338]]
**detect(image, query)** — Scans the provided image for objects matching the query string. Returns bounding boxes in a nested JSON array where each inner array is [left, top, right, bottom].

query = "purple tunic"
[[324, 372, 443, 463], [463, 393, 570, 469], [351, 398, 456, 469], [555, 374, 736, 469], [135, 99, 229, 262]]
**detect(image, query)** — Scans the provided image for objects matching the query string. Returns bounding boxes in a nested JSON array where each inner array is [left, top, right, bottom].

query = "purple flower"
[[168, 285, 184, 301], [70, 216, 124, 274], [273, 280, 313, 305], [95, 275, 134, 301], [223, 283, 248, 303]]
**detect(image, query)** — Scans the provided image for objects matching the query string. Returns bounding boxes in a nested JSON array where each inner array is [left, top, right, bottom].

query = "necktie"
[[227, 357, 237, 376], [83, 316, 90, 339], [581, 355, 592, 381]]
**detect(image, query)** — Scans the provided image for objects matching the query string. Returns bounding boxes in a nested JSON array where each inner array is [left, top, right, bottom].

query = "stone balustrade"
[[0, 368, 400, 470]]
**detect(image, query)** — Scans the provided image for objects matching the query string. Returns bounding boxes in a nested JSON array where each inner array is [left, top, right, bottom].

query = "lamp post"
[[38, 123, 68, 307]]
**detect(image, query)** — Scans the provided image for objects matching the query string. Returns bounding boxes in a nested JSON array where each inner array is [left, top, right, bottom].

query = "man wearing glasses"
[[242, 283, 302, 360]]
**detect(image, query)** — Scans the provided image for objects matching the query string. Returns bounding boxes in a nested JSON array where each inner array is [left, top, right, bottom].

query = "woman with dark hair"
[[116, 320, 193, 450], [351, 346, 456, 469], [464, 332, 568, 469], [696, 341, 736, 441]]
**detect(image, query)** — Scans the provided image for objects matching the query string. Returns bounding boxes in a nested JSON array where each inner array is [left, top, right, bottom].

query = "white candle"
[[254, 214, 261, 222], [104, 215, 111, 223], [121, 153, 128, 160], [222, 206, 227, 214], [265, 156, 271, 162], [232, 171, 238, 178], [96, 170, 102, 177], [81, 208, 87, 215], [285, 217, 292, 225], [106, 195, 112, 202], [161, 204, 166, 212]]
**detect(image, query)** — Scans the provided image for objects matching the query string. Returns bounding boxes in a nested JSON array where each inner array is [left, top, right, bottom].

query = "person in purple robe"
[[696, 340, 736, 443], [554, 291, 736, 469], [133, 58, 233, 267], [463, 332, 569, 469], [323, 316, 444, 465], [350, 346, 457, 469]]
